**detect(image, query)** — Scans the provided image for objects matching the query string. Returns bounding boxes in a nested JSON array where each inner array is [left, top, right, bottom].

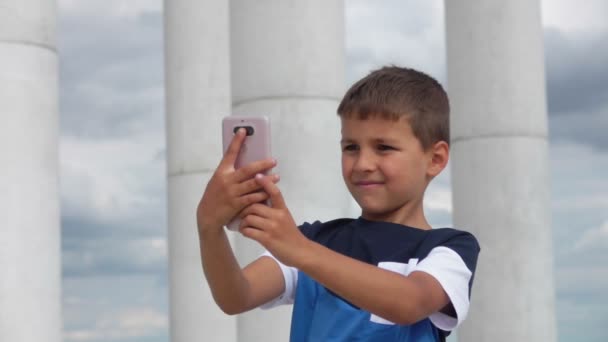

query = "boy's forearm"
[[199, 226, 250, 315], [294, 241, 435, 325]]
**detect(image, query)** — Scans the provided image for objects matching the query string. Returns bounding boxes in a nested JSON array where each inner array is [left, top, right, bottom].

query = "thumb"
[[255, 173, 287, 209]]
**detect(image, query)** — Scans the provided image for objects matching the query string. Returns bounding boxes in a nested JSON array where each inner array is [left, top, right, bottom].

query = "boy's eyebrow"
[[373, 138, 399, 144], [340, 137, 400, 144]]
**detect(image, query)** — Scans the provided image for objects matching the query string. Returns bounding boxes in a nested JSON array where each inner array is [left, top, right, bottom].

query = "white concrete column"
[[230, 1, 350, 341], [0, 1, 62, 341], [164, 1, 236, 341], [445, 1, 556, 341]]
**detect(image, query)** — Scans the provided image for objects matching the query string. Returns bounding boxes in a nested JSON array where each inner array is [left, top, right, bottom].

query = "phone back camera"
[[233, 126, 255, 136]]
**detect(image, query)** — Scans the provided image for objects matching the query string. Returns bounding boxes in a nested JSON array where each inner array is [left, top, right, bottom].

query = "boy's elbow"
[[212, 294, 249, 316], [393, 314, 421, 326], [217, 301, 247, 316], [219, 305, 242, 316], [390, 301, 427, 325]]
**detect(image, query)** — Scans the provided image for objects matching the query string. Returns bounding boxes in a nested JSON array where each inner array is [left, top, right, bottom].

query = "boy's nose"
[[353, 151, 377, 172]]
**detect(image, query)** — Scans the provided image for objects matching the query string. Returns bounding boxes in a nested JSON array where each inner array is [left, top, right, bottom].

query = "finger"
[[237, 191, 270, 209], [255, 174, 287, 209], [238, 203, 272, 219], [220, 128, 246, 168], [234, 158, 277, 182], [235, 174, 280, 196], [240, 213, 270, 231], [240, 226, 267, 244]]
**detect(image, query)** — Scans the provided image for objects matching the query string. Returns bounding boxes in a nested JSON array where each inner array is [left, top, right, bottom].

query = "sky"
[[56, 1, 607, 341]]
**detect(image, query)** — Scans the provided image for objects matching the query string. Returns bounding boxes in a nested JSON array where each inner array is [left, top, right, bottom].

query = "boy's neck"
[[361, 200, 432, 230]]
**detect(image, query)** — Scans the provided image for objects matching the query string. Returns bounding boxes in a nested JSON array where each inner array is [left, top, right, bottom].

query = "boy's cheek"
[[340, 160, 350, 177]]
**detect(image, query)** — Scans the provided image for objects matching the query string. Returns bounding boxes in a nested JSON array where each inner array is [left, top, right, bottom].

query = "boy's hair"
[[337, 66, 450, 150]]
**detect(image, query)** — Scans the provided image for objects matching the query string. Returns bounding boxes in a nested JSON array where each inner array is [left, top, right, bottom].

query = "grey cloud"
[[556, 294, 607, 342], [545, 29, 608, 116], [345, 1, 446, 86], [61, 162, 168, 278], [347, 0, 438, 37], [63, 274, 168, 342], [425, 208, 452, 228], [153, 148, 166, 162], [62, 236, 167, 277], [61, 209, 165, 240], [61, 210, 168, 278], [58, 10, 164, 139], [346, 46, 380, 85], [548, 143, 608, 341], [549, 106, 608, 150]]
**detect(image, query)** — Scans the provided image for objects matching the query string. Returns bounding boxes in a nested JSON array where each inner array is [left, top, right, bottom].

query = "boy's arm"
[[296, 243, 449, 325], [240, 175, 452, 325], [198, 226, 285, 314], [196, 128, 285, 315]]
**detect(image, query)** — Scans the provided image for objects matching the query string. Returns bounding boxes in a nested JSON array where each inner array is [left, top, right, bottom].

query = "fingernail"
[[275, 174, 280, 181], [255, 173, 264, 179]]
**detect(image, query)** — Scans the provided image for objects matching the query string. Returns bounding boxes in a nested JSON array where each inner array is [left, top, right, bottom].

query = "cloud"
[[63, 274, 168, 342], [57, 6, 169, 340], [424, 168, 453, 227], [59, 0, 161, 19], [545, 29, 608, 116], [556, 294, 608, 342], [58, 5, 164, 139], [549, 142, 608, 206], [547, 142, 608, 340], [548, 102, 608, 150], [60, 134, 167, 276], [63, 237, 167, 277], [541, 0, 608, 34], [575, 220, 608, 250], [542, 22, 608, 151], [64, 307, 167, 342], [60, 136, 165, 221], [345, 0, 446, 85], [555, 262, 608, 342]]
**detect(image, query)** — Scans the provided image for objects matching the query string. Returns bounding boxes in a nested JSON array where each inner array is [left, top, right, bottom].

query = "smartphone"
[[222, 115, 272, 231]]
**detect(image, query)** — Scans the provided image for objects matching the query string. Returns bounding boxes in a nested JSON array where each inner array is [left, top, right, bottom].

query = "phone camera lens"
[[233, 126, 255, 136]]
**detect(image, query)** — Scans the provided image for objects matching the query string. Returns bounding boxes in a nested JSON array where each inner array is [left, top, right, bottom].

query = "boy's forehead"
[[340, 116, 412, 136]]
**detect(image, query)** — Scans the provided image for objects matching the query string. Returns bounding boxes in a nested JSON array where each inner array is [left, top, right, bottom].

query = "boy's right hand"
[[197, 128, 278, 234]]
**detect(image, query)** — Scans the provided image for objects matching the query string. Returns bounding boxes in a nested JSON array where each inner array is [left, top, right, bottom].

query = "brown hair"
[[337, 66, 450, 150]]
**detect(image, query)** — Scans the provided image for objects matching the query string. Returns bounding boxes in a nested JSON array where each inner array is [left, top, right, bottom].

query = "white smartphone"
[[222, 115, 272, 231]]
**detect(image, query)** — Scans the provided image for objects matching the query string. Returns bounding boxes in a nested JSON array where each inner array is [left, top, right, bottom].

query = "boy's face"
[[340, 116, 442, 220]]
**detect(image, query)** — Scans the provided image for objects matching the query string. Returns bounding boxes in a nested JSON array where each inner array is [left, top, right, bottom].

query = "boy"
[[197, 66, 480, 341]]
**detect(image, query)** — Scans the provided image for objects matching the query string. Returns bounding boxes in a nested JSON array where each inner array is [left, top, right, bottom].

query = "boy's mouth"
[[354, 180, 384, 187]]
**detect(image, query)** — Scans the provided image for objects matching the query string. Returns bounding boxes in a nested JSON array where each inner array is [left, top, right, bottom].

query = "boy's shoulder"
[[298, 217, 354, 238], [299, 217, 478, 243], [298, 218, 480, 266]]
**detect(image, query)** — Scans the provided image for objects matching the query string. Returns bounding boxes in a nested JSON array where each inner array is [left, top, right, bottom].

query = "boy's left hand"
[[238, 173, 311, 267]]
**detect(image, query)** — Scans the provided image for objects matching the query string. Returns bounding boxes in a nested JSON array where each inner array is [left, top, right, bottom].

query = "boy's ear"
[[426, 141, 449, 178]]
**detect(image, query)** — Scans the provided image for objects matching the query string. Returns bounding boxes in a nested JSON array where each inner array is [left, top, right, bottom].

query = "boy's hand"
[[197, 129, 278, 233], [238, 174, 311, 267]]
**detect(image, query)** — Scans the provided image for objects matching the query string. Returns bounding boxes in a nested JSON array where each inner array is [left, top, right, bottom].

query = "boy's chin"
[[358, 203, 391, 217]]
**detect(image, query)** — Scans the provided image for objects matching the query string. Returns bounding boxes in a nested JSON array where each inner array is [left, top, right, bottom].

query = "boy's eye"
[[377, 144, 395, 151], [342, 144, 358, 152]]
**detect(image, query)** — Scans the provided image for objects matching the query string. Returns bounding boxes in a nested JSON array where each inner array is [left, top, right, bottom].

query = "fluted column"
[[230, 1, 351, 341], [164, 1, 235, 341], [445, 1, 557, 341], [0, 1, 62, 341]]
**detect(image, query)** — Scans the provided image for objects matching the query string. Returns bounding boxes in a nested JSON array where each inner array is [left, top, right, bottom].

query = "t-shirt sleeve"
[[258, 251, 298, 309], [258, 221, 321, 309], [412, 232, 480, 331]]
